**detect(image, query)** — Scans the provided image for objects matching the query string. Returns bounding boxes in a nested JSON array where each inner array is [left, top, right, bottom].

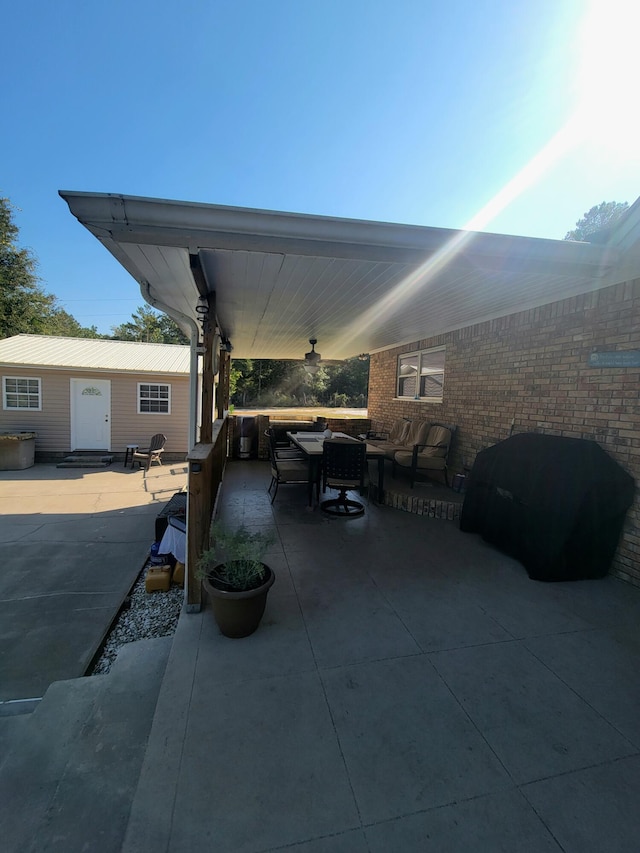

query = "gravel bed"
[[90, 566, 183, 675]]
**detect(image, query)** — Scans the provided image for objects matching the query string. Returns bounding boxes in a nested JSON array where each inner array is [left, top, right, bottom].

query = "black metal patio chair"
[[267, 434, 314, 504], [320, 438, 367, 517], [264, 428, 305, 461]]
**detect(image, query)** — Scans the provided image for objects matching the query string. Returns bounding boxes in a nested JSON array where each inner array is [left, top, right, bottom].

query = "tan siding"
[[2, 368, 190, 455], [110, 373, 190, 453], [1, 369, 71, 452], [368, 278, 640, 585]]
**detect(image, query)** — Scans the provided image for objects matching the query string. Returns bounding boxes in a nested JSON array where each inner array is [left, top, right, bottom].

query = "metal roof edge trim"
[[607, 196, 640, 254], [59, 190, 618, 268]]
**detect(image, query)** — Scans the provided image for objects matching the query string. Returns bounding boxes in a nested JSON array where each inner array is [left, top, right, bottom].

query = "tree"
[[564, 201, 629, 242], [1, 197, 101, 340], [229, 359, 255, 406], [157, 313, 190, 344], [230, 359, 304, 406], [111, 305, 189, 344], [1, 197, 53, 338], [228, 355, 369, 408], [45, 308, 101, 339], [324, 357, 369, 405]]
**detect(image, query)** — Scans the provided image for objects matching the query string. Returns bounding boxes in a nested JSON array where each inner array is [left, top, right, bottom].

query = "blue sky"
[[3, 0, 639, 335]]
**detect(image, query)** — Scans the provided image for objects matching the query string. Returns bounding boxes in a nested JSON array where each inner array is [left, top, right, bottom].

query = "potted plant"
[[196, 520, 276, 638]]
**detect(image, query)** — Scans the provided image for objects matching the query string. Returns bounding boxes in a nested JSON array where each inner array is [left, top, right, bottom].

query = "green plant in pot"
[[196, 520, 276, 638]]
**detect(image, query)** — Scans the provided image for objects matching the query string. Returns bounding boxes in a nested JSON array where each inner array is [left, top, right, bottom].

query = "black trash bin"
[[235, 416, 257, 459]]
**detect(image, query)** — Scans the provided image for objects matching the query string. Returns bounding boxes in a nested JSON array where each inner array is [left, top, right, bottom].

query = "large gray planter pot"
[[203, 564, 275, 638]]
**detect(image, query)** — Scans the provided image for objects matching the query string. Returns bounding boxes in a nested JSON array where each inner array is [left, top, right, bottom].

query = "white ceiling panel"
[[60, 192, 637, 361]]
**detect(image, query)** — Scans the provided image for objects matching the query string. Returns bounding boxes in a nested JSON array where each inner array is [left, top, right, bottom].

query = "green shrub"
[[196, 520, 275, 591]]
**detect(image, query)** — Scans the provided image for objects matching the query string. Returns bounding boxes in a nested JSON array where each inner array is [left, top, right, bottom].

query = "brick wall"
[[368, 278, 640, 584]]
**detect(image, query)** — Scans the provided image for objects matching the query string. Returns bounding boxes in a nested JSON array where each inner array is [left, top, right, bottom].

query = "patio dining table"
[[287, 431, 386, 506]]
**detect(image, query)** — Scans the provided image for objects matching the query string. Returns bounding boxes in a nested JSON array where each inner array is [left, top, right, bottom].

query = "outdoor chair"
[[266, 422, 313, 448], [132, 433, 167, 472], [364, 418, 430, 461], [363, 418, 409, 445], [267, 436, 315, 504], [320, 438, 367, 517], [392, 423, 456, 487], [265, 428, 305, 461]]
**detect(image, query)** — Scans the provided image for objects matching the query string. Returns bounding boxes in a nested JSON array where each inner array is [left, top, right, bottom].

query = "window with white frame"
[[138, 383, 171, 414], [3, 376, 42, 410], [397, 347, 445, 401]]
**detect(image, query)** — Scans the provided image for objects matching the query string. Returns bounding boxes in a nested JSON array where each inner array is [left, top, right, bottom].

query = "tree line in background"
[[1, 194, 630, 408], [0, 198, 100, 340], [0, 197, 190, 345], [229, 356, 369, 408], [564, 200, 628, 241]]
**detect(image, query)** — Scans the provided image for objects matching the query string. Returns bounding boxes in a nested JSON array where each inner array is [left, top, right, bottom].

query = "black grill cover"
[[459, 433, 635, 581]]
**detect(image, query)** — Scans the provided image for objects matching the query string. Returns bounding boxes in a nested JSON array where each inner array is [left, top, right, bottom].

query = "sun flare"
[[573, 0, 640, 157], [333, 1, 638, 353]]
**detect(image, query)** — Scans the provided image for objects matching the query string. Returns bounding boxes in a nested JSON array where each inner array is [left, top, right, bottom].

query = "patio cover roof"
[[59, 191, 637, 360]]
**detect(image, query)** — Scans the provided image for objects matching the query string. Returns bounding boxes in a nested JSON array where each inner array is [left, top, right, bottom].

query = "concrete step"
[[0, 714, 33, 769], [0, 636, 172, 853], [56, 462, 111, 468], [121, 608, 203, 852], [0, 698, 42, 771], [56, 455, 114, 468]]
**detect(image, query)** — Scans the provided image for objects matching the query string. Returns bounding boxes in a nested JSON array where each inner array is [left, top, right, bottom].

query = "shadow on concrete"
[[0, 463, 187, 701]]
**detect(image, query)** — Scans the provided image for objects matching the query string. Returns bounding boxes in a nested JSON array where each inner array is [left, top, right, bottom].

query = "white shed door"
[[70, 379, 111, 450]]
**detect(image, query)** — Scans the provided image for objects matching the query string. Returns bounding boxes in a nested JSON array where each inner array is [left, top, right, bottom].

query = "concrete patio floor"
[[124, 460, 640, 853], [0, 461, 188, 702]]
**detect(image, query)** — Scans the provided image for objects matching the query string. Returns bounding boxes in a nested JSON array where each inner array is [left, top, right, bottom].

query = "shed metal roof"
[[0, 335, 190, 374]]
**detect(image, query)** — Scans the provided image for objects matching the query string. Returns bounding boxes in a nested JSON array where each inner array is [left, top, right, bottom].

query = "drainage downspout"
[[139, 282, 201, 451]]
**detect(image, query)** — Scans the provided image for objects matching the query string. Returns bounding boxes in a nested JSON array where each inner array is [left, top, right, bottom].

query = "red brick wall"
[[368, 278, 640, 584]]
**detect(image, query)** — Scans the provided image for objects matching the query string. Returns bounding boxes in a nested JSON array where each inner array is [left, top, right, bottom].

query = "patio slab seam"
[[123, 461, 640, 853]]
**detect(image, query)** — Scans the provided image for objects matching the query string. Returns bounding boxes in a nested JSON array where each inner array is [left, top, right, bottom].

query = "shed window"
[[3, 376, 42, 410], [397, 347, 444, 401], [138, 383, 171, 414]]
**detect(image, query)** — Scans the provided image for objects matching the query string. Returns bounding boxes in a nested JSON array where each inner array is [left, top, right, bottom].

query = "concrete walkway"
[[3, 459, 640, 851], [0, 461, 187, 702], [124, 461, 640, 853]]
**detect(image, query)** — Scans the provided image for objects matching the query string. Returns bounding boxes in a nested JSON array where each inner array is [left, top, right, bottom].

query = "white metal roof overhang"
[[59, 191, 627, 360]]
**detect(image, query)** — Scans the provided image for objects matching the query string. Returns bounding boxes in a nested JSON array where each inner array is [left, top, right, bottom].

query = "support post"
[[217, 349, 231, 419], [200, 294, 215, 444], [185, 418, 229, 612]]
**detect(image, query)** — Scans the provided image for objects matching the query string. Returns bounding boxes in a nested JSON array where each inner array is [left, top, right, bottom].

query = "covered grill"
[[460, 433, 635, 581]]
